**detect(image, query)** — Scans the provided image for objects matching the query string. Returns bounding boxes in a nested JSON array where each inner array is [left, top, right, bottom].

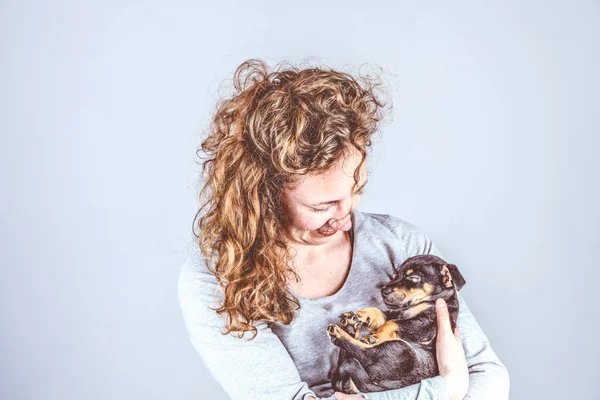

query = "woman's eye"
[[311, 187, 363, 214]]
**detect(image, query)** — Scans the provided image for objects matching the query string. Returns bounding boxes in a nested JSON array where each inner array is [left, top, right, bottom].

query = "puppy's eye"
[[407, 276, 421, 283]]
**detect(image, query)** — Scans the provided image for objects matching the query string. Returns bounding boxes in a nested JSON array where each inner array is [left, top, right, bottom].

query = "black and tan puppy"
[[326, 254, 466, 394]]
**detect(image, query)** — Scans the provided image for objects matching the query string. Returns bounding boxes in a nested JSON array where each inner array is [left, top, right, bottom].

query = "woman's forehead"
[[285, 155, 367, 199]]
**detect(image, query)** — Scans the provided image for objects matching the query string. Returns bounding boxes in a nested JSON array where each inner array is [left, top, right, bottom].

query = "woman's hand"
[[435, 297, 469, 400]]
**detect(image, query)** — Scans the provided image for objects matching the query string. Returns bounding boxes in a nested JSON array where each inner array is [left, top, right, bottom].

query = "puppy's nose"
[[382, 286, 393, 296]]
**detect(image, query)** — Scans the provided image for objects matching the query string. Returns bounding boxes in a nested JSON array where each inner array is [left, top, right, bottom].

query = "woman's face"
[[280, 148, 367, 247]]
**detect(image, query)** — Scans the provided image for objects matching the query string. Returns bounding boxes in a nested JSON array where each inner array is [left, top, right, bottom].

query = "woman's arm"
[[335, 288, 508, 400], [350, 219, 510, 400], [177, 247, 324, 400], [362, 291, 510, 400], [356, 293, 510, 400], [395, 221, 510, 399], [452, 290, 510, 399]]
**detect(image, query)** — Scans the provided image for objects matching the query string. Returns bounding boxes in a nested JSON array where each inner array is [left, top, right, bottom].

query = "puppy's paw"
[[360, 334, 380, 345], [327, 323, 337, 337], [327, 324, 345, 346], [327, 324, 344, 338], [339, 311, 359, 327], [339, 311, 366, 338], [355, 310, 373, 326]]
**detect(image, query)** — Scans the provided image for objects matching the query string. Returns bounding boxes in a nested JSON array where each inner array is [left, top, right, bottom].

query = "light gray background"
[[1, 0, 598, 399]]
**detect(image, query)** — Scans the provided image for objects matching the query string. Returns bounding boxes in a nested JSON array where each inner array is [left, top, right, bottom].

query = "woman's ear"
[[439, 263, 467, 291]]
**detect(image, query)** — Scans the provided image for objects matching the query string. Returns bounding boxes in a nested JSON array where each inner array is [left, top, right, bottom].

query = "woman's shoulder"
[[355, 209, 425, 238], [177, 242, 222, 310], [354, 209, 435, 257], [178, 242, 212, 278]]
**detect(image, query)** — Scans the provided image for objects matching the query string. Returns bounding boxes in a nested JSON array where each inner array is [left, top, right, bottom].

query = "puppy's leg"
[[327, 324, 377, 349], [355, 307, 387, 331], [360, 320, 401, 345], [338, 312, 365, 339], [337, 307, 388, 340], [326, 324, 397, 367]]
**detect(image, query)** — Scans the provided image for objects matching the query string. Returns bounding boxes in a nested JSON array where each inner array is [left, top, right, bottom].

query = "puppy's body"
[[327, 254, 465, 394]]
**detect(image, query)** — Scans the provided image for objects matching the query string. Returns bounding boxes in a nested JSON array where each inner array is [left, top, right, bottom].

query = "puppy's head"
[[381, 254, 466, 312]]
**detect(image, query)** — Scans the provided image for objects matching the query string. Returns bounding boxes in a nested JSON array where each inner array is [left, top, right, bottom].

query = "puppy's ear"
[[439, 264, 466, 291]]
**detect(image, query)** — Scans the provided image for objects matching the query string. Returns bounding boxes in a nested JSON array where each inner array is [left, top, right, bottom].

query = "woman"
[[178, 59, 510, 400]]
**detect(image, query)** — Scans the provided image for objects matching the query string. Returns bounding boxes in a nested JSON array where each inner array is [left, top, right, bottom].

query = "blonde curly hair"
[[193, 58, 389, 338]]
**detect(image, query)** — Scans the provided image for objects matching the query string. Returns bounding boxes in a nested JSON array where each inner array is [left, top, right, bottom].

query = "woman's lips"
[[316, 223, 337, 236], [315, 213, 353, 237]]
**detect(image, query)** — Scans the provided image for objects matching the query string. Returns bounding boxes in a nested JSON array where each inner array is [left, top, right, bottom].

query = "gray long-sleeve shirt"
[[178, 210, 510, 399]]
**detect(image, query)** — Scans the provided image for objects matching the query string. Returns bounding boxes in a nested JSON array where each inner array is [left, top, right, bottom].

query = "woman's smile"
[[316, 222, 338, 236]]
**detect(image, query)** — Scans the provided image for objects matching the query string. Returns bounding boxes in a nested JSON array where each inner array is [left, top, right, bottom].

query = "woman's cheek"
[[305, 213, 331, 230]]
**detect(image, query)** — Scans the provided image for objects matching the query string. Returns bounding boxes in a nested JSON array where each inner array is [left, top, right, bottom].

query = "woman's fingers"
[[435, 298, 452, 337], [435, 297, 469, 400]]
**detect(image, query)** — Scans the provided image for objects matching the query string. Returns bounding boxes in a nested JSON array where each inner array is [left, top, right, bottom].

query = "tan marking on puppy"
[[373, 321, 401, 340], [401, 302, 434, 319], [402, 283, 434, 298], [390, 283, 436, 313], [423, 282, 434, 294], [392, 287, 408, 296], [356, 307, 387, 331], [406, 269, 414, 275], [361, 320, 407, 345], [396, 287, 426, 300]]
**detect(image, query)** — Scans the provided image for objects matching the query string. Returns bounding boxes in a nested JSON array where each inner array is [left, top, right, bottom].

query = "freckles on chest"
[[290, 247, 353, 299]]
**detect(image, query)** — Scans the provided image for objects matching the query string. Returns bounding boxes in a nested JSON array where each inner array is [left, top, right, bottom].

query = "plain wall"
[[1, 0, 598, 399]]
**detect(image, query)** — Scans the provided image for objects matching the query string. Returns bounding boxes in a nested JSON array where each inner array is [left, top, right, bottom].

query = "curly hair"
[[192, 58, 389, 339]]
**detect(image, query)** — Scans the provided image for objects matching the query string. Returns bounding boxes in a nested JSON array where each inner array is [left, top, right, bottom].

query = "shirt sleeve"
[[177, 247, 336, 400], [357, 221, 510, 400]]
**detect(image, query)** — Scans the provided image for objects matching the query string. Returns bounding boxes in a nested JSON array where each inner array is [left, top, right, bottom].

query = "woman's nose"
[[329, 205, 352, 230], [333, 197, 353, 220]]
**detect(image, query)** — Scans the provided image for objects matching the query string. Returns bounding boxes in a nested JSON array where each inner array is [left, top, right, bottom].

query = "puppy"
[[326, 254, 466, 394]]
